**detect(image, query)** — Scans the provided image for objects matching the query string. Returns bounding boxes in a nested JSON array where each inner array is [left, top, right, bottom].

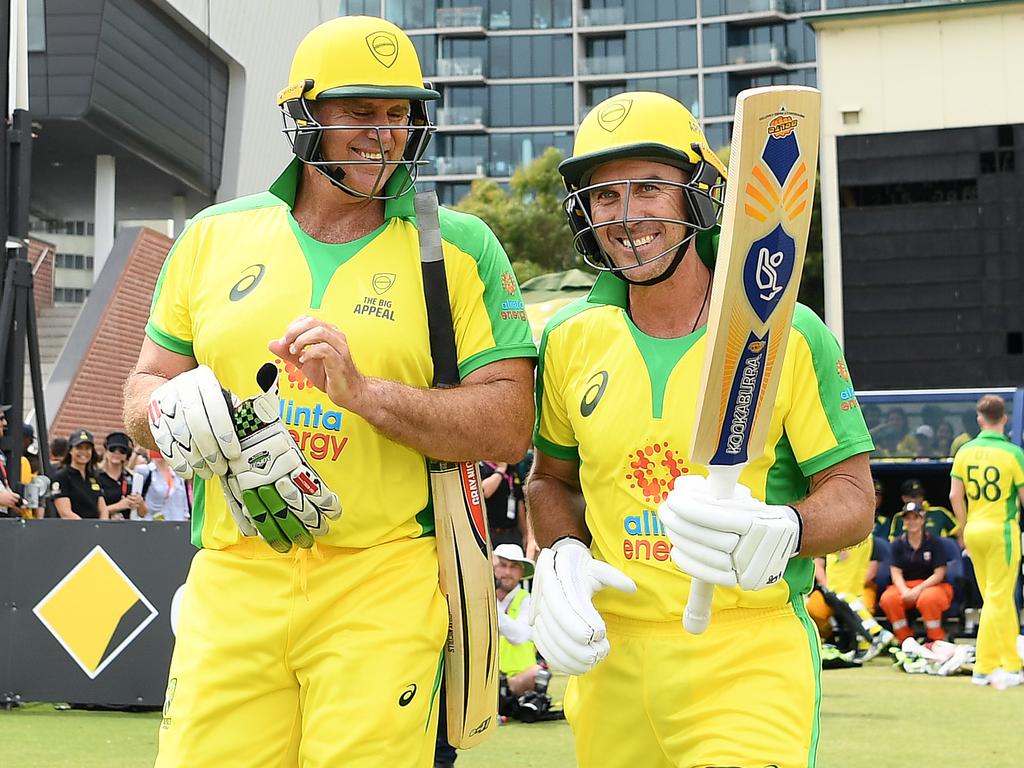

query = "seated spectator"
[[934, 420, 954, 458], [482, 461, 527, 549], [806, 534, 893, 660], [913, 424, 936, 458], [888, 478, 958, 539], [52, 429, 109, 520], [950, 410, 980, 455], [493, 543, 552, 721], [97, 431, 146, 521], [135, 450, 190, 521], [879, 502, 953, 643], [872, 408, 916, 456]]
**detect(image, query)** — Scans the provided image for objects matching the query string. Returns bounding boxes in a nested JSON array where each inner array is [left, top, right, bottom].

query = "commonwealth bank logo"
[[33, 546, 158, 679]]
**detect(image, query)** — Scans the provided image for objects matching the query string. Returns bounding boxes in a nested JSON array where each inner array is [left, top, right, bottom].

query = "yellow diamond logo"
[[33, 546, 158, 679]]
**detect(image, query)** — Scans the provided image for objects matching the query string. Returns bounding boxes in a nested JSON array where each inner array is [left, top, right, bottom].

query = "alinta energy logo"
[[596, 98, 633, 133], [273, 359, 348, 462], [501, 271, 517, 296], [624, 441, 688, 504], [276, 357, 312, 391], [366, 31, 399, 68], [33, 546, 158, 679]]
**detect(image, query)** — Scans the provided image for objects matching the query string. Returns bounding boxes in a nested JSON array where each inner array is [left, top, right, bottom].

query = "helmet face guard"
[[563, 158, 725, 274], [279, 80, 435, 200]]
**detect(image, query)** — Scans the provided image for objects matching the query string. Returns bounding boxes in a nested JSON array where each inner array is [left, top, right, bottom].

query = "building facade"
[[343, 0, 830, 204]]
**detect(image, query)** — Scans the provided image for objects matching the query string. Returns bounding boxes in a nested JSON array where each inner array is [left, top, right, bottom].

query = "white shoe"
[[972, 672, 991, 686], [1003, 671, 1022, 687], [990, 669, 1008, 691]]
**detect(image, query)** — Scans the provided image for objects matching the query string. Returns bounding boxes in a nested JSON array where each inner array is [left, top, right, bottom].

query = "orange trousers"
[[879, 580, 953, 642]]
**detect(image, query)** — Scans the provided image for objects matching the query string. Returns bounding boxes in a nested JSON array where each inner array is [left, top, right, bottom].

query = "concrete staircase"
[[21, 304, 82, 414]]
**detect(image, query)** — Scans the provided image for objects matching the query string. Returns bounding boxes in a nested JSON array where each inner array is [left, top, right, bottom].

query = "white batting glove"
[[148, 365, 242, 480], [223, 362, 342, 553], [528, 537, 636, 676], [657, 475, 802, 591]]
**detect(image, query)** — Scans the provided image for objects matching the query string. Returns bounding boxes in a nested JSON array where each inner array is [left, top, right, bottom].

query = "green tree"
[[455, 147, 578, 281]]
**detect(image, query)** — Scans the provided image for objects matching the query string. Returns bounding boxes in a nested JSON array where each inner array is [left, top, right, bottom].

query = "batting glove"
[[528, 537, 636, 676], [148, 365, 242, 480], [658, 474, 802, 591], [222, 362, 341, 553]]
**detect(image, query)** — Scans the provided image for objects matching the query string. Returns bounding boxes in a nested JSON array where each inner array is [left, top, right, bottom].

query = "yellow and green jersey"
[[148, 160, 536, 550], [951, 430, 1024, 529], [824, 535, 873, 597], [535, 273, 873, 622]]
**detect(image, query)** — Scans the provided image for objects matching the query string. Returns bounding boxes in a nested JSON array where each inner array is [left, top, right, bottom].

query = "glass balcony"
[[435, 105, 486, 127], [435, 57, 485, 78], [726, 43, 792, 68], [432, 155, 487, 176], [723, 0, 791, 15], [435, 6, 484, 28], [489, 11, 511, 29], [579, 55, 626, 76], [579, 7, 626, 26]]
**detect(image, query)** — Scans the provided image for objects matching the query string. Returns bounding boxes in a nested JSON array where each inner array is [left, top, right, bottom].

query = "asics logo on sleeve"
[[229, 264, 266, 302], [580, 371, 609, 417], [398, 683, 417, 707]]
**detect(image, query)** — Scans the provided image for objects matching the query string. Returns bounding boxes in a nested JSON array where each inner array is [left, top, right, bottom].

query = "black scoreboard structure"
[[837, 122, 1023, 391]]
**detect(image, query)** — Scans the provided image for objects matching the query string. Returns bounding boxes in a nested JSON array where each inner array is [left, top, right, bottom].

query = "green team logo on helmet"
[[366, 31, 399, 69], [596, 98, 633, 133]]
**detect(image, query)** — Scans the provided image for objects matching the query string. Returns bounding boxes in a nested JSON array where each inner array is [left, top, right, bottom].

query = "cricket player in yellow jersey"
[[950, 394, 1024, 687], [123, 17, 535, 768], [527, 92, 875, 768], [806, 535, 893, 660]]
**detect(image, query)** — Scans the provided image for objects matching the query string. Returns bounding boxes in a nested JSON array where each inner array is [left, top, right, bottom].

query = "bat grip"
[[682, 463, 745, 635]]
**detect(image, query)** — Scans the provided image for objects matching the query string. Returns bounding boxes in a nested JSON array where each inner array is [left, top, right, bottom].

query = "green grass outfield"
[[3, 657, 1023, 767]]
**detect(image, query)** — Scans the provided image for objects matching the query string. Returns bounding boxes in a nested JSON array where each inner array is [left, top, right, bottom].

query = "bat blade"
[[431, 459, 499, 748], [685, 86, 821, 634]]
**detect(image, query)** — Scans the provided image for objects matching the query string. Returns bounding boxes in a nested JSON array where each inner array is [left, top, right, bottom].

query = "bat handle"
[[682, 463, 745, 635]]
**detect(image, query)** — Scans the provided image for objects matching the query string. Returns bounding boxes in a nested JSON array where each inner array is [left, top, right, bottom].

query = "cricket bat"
[[415, 191, 500, 747], [684, 86, 821, 634]]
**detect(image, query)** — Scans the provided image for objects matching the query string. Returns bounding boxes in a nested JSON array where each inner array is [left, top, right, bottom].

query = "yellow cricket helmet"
[[559, 92, 726, 277], [277, 16, 440, 200]]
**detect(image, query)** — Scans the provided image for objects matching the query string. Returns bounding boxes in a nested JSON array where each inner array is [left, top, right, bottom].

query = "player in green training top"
[[950, 394, 1024, 688], [123, 17, 535, 767], [525, 92, 875, 768]]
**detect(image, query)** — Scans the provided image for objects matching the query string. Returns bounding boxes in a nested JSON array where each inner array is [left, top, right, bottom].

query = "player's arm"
[[792, 451, 874, 558], [949, 477, 967, 548], [526, 450, 587, 547], [525, 450, 635, 675], [123, 338, 197, 450], [270, 319, 534, 463]]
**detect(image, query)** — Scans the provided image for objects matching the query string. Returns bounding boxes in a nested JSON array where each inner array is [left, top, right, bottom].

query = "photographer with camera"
[[493, 543, 557, 723]]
